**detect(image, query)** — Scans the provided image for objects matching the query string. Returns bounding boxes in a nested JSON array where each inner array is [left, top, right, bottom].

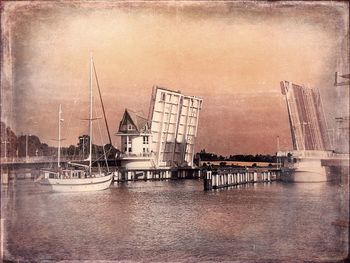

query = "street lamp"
[[276, 136, 280, 169]]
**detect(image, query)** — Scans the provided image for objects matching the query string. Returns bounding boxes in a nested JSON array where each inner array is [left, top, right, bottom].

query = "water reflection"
[[2, 178, 348, 262]]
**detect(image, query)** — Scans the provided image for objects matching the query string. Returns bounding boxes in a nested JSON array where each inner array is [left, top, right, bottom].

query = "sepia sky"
[[1, 1, 349, 155]]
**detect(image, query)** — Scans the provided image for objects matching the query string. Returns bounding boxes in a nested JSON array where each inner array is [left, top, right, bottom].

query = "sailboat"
[[40, 55, 113, 192]]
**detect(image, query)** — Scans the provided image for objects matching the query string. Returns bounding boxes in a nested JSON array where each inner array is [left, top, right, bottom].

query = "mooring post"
[[212, 173, 216, 188], [204, 170, 212, 190], [1, 167, 9, 185]]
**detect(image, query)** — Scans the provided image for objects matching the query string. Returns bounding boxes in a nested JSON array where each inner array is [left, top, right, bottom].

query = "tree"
[[0, 122, 18, 157], [67, 145, 77, 156], [104, 144, 119, 159], [17, 135, 42, 157], [219, 162, 227, 167]]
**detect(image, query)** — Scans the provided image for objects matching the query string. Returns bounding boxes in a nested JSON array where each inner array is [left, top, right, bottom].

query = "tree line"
[[197, 149, 277, 163], [0, 122, 118, 159]]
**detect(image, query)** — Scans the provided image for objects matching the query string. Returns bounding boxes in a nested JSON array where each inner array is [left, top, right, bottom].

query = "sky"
[[1, 1, 349, 155]]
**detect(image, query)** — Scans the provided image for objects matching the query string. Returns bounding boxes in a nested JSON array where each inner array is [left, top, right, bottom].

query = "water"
[[2, 178, 348, 262]]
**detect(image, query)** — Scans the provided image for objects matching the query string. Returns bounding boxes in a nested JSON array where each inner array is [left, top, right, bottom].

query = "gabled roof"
[[118, 108, 150, 133]]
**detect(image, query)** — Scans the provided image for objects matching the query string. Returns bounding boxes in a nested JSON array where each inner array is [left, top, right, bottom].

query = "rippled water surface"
[[2, 178, 349, 262]]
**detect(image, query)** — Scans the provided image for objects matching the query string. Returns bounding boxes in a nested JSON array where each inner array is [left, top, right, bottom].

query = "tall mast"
[[92, 61, 112, 146], [92, 58, 110, 173], [58, 104, 62, 168], [89, 53, 93, 174]]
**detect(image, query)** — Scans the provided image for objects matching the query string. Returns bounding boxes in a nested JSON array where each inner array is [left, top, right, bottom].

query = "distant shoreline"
[[201, 160, 276, 167]]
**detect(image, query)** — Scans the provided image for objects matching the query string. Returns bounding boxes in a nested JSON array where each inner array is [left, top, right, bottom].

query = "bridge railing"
[[117, 152, 154, 158], [0, 156, 78, 164]]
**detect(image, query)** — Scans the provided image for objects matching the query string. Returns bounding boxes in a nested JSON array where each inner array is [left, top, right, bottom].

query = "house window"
[[143, 136, 149, 144], [128, 124, 134, 130], [128, 147, 132, 153], [160, 92, 166, 101]]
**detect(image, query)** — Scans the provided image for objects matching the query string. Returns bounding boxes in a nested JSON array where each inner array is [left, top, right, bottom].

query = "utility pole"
[[25, 134, 29, 162], [276, 136, 280, 169], [58, 104, 63, 168], [81, 136, 88, 158]]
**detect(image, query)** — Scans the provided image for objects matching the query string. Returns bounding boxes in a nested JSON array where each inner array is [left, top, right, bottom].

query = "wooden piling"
[[203, 167, 284, 190], [1, 167, 9, 185]]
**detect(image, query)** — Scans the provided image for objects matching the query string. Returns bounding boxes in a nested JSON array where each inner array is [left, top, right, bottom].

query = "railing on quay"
[[0, 156, 81, 165], [116, 152, 154, 158]]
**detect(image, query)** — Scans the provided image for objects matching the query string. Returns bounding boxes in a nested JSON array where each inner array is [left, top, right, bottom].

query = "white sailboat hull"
[[40, 174, 113, 192], [42, 56, 113, 193]]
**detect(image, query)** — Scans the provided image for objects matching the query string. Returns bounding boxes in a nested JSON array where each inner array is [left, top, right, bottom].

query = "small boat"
[[40, 55, 112, 192]]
